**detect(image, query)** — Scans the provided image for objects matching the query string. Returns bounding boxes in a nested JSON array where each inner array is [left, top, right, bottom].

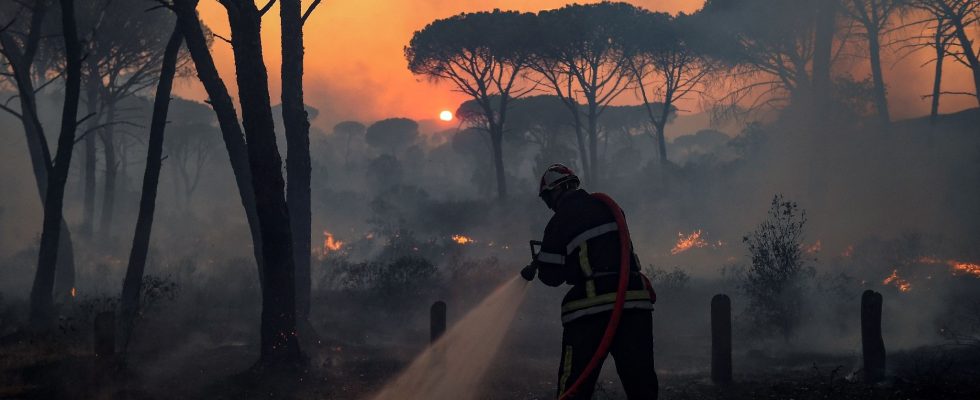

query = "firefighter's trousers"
[[556, 309, 658, 400]]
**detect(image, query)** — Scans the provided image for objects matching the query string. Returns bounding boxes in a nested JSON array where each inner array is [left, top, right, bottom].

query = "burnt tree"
[[29, 0, 83, 326], [0, 0, 77, 300], [119, 23, 183, 352], [281, 0, 316, 322], [175, 0, 303, 365], [172, 0, 266, 288]]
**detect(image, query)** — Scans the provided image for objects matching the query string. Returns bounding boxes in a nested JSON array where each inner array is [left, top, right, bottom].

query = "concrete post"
[[861, 290, 886, 383], [431, 300, 446, 343], [711, 294, 732, 384]]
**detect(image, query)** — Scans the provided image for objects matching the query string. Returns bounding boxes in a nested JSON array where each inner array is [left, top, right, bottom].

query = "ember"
[[452, 234, 475, 245]]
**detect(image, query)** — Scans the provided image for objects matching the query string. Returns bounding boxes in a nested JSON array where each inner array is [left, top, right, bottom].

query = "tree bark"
[[930, 20, 945, 125], [82, 63, 100, 238], [98, 103, 117, 241], [1, 3, 77, 305], [174, 0, 266, 288], [280, 0, 313, 320], [867, 30, 891, 126], [225, 1, 301, 365], [31, 0, 82, 327], [586, 103, 599, 184], [119, 24, 183, 352], [571, 114, 589, 179], [812, 0, 836, 117], [948, 17, 980, 110], [490, 126, 507, 199]]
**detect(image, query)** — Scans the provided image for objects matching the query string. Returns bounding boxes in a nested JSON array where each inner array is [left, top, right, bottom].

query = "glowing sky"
[[175, 0, 977, 132]]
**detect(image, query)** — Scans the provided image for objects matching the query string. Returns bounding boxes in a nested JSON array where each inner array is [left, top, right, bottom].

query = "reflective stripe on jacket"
[[535, 189, 653, 324]]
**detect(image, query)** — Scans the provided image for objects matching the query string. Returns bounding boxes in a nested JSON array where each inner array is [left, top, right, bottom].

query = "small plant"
[[736, 194, 814, 342], [138, 274, 180, 318]]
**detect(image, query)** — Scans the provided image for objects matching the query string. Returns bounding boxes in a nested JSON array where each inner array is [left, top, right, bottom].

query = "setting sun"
[[439, 110, 454, 121]]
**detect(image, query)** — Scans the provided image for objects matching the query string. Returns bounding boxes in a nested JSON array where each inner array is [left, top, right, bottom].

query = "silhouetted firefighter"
[[522, 164, 658, 400]]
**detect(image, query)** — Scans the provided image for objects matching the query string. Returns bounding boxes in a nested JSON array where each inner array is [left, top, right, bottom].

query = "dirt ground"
[[2, 329, 978, 400]]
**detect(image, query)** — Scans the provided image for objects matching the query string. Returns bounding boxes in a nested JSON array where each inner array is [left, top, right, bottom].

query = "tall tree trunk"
[[572, 115, 589, 179], [225, 1, 301, 365], [82, 66, 99, 238], [867, 30, 891, 126], [1, 8, 77, 304], [929, 40, 946, 125], [280, 0, 313, 321], [812, 0, 836, 117], [99, 104, 117, 241], [586, 103, 599, 184], [949, 20, 980, 110], [119, 26, 183, 352], [174, 0, 266, 288], [490, 125, 507, 199], [31, 0, 82, 327], [930, 20, 945, 125]]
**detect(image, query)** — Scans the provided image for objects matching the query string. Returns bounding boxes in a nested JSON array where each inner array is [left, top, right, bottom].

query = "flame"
[[882, 269, 912, 292], [322, 231, 344, 256], [452, 234, 475, 245], [671, 230, 708, 255], [950, 261, 980, 278], [916, 256, 980, 278], [841, 245, 854, 258], [70, 287, 76, 298], [803, 240, 822, 254]]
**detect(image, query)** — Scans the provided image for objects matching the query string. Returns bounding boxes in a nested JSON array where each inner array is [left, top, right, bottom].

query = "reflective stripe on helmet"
[[537, 251, 565, 265]]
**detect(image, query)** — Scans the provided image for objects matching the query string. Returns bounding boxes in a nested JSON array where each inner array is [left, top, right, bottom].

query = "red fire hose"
[[557, 192, 634, 400]]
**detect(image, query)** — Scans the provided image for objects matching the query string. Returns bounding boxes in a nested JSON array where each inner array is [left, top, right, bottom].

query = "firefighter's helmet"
[[538, 163, 580, 196]]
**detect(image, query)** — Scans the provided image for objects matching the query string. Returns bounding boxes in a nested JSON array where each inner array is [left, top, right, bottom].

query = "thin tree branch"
[[302, 0, 322, 25], [259, 0, 277, 16], [212, 32, 232, 45]]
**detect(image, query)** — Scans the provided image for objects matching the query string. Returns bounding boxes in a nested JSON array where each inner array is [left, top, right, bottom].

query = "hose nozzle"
[[520, 264, 537, 281]]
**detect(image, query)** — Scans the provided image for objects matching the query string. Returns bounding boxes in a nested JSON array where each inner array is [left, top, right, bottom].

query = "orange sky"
[[174, 0, 977, 133]]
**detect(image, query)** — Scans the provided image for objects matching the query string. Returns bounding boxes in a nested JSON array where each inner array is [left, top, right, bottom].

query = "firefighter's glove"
[[520, 263, 537, 281]]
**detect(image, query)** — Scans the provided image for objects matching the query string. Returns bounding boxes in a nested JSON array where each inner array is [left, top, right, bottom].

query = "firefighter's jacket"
[[536, 189, 654, 325]]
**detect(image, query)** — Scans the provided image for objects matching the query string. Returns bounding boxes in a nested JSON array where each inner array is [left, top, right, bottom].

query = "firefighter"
[[522, 163, 658, 400]]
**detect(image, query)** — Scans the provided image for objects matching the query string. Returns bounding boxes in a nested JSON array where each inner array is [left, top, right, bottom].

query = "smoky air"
[[0, 1, 978, 399]]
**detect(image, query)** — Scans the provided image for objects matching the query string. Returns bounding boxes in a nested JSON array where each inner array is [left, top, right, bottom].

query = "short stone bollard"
[[861, 290, 885, 383], [94, 311, 115, 358], [431, 300, 446, 343], [711, 294, 732, 384]]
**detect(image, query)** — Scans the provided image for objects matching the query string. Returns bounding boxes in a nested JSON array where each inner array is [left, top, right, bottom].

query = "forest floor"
[[1, 330, 979, 400]]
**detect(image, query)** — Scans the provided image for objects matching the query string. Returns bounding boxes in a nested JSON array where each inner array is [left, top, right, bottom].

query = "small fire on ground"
[[803, 240, 822, 254], [452, 234, 475, 245], [321, 231, 344, 256], [880, 257, 980, 293], [883, 269, 912, 292], [917, 256, 980, 278]]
